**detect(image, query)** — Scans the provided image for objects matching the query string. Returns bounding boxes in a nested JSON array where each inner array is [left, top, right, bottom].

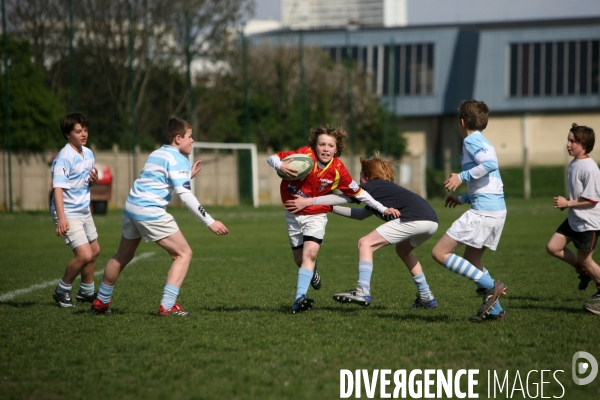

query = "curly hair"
[[570, 123, 595, 153], [458, 100, 489, 132], [360, 153, 396, 182], [307, 125, 347, 157]]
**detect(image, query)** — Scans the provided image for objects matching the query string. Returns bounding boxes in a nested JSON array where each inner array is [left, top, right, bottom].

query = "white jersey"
[[124, 145, 194, 221], [567, 156, 600, 232], [51, 143, 95, 217], [458, 131, 506, 217]]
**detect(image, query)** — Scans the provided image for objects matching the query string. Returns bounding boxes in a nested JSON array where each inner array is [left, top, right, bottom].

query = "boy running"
[[431, 100, 508, 322], [91, 118, 228, 316], [268, 125, 399, 313], [546, 123, 600, 315]]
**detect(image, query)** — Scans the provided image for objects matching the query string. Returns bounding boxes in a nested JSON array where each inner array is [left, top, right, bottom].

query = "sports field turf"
[[1, 198, 599, 399]]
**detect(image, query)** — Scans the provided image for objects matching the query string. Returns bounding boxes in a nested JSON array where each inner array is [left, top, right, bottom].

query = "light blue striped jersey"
[[458, 131, 506, 216], [124, 145, 193, 221], [50, 144, 95, 217]]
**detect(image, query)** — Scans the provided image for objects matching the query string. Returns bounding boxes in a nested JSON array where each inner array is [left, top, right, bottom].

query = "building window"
[[509, 40, 600, 97], [325, 43, 434, 96]]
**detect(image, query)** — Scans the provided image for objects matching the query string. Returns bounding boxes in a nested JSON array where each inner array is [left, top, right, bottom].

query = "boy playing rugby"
[[285, 154, 439, 309], [546, 123, 600, 315], [91, 118, 229, 316], [268, 125, 399, 313], [431, 100, 508, 322], [50, 112, 100, 308]]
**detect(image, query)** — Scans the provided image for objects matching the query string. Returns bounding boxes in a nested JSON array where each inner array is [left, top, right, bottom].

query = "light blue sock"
[[295, 268, 313, 300], [412, 273, 433, 300], [443, 254, 494, 289], [56, 279, 72, 294], [358, 261, 373, 295], [161, 284, 180, 309], [97, 282, 114, 304], [79, 282, 95, 296]]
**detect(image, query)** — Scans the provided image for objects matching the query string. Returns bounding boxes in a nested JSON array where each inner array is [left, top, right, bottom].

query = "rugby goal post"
[[189, 142, 259, 208]]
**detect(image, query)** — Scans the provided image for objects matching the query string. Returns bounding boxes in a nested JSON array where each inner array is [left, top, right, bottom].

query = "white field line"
[[0, 251, 156, 302]]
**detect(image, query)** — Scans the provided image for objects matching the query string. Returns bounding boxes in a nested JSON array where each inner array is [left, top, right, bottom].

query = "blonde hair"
[[360, 153, 396, 182]]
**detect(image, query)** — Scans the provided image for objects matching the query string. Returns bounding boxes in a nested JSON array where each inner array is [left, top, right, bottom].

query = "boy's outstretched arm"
[[284, 193, 350, 213]]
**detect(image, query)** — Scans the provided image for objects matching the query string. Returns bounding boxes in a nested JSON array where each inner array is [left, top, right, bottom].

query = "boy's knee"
[[431, 248, 444, 264]]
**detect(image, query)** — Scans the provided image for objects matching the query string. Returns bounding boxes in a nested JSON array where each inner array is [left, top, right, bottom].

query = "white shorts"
[[53, 213, 98, 250], [446, 209, 506, 251], [376, 220, 438, 248], [122, 213, 179, 242], [285, 211, 328, 249]]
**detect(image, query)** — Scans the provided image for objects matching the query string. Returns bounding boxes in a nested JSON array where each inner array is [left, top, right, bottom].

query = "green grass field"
[[1, 199, 599, 399]]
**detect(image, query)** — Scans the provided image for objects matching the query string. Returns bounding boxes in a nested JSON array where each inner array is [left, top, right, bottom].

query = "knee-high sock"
[[295, 268, 313, 301]]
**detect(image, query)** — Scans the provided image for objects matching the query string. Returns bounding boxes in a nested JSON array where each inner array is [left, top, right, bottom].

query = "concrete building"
[[251, 17, 600, 170], [281, 0, 407, 30]]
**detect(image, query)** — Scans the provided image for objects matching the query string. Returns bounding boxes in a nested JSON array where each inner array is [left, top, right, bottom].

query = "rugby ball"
[[277, 154, 314, 180]]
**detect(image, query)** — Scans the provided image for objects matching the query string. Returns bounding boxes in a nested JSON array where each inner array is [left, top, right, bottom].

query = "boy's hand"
[[191, 160, 203, 179], [444, 173, 462, 192], [285, 195, 312, 213], [445, 194, 461, 208], [56, 217, 69, 237], [208, 220, 229, 236], [89, 168, 98, 186], [279, 159, 298, 179], [554, 196, 568, 210], [383, 207, 401, 218]]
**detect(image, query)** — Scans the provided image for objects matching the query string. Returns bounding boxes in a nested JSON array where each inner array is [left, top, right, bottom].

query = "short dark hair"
[[458, 100, 489, 131], [307, 125, 347, 157], [162, 118, 192, 144], [60, 112, 89, 140], [570, 123, 595, 153]]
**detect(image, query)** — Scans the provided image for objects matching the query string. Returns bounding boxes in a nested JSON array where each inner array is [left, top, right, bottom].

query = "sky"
[[253, 0, 600, 24]]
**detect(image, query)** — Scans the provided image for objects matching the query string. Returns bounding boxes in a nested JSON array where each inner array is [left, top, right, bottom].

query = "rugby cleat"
[[586, 291, 600, 303], [291, 295, 314, 314], [474, 281, 507, 319], [409, 294, 438, 309], [310, 268, 322, 290], [76, 290, 97, 303], [90, 298, 112, 315], [470, 310, 507, 322], [332, 287, 372, 307], [53, 289, 76, 308], [577, 267, 592, 290], [158, 303, 192, 317]]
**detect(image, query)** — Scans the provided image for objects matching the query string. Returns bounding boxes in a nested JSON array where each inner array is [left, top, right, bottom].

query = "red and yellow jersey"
[[275, 146, 363, 215]]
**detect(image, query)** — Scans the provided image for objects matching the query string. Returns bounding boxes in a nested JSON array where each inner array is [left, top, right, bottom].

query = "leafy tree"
[[195, 42, 406, 156], [0, 37, 65, 152]]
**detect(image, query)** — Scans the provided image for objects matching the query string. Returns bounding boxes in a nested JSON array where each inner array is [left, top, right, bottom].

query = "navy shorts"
[[556, 218, 600, 252]]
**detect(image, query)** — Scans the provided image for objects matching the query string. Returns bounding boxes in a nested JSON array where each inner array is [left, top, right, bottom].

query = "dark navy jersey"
[[356, 179, 438, 223]]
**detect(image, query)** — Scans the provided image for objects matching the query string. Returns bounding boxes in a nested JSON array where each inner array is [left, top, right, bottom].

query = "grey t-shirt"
[[567, 157, 600, 232]]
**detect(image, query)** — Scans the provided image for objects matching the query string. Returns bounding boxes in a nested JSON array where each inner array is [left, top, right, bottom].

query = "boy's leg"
[[154, 230, 193, 316], [291, 241, 319, 313], [76, 239, 101, 302], [396, 240, 436, 308], [332, 229, 389, 307], [54, 241, 95, 308], [463, 245, 504, 316], [80, 239, 100, 285], [433, 234, 506, 319], [547, 232, 592, 290], [577, 250, 600, 291], [92, 235, 141, 312]]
